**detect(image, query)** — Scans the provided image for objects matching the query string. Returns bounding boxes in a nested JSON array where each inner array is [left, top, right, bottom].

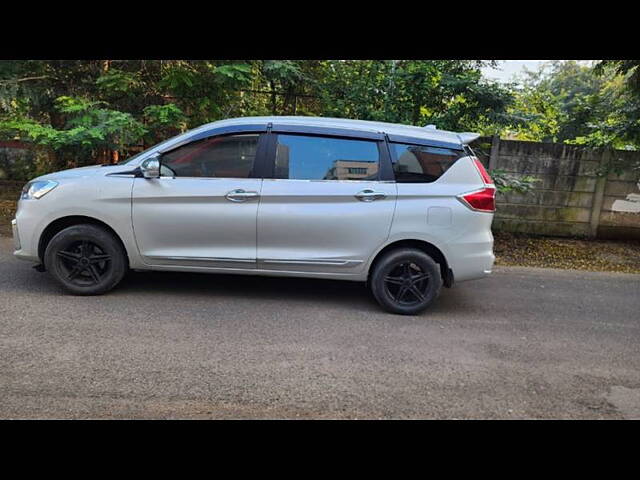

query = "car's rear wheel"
[[44, 224, 127, 295], [370, 248, 442, 315]]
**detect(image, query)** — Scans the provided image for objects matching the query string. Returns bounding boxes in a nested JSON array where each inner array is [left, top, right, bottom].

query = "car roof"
[[191, 116, 477, 146]]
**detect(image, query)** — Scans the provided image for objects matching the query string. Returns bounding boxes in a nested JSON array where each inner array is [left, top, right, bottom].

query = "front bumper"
[[11, 218, 20, 250], [12, 214, 39, 263]]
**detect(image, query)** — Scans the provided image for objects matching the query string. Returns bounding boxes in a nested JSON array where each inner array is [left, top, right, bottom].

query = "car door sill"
[[144, 255, 255, 264], [136, 263, 364, 280], [260, 259, 363, 267], [143, 256, 363, 270]]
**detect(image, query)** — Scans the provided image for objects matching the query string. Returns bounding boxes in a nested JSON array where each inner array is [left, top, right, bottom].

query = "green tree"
[[0, 59, 522, 179], [505, 60, 640, 151], [317, 60, 514, 132], [585, 60, 640, 150], [0, 60, 257, 171], [597, 60, 640, 93], [1, 96, 146, 172]]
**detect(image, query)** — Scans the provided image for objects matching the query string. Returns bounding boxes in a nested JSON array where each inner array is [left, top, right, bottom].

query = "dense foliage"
[[503, 60, 640, 150], [1, 59, 639, 181], [0, 60, 516, 179]]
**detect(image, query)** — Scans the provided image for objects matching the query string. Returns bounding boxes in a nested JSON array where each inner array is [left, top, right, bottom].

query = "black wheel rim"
[[55, 240, 111, 287], [383, 261, 430, 306]]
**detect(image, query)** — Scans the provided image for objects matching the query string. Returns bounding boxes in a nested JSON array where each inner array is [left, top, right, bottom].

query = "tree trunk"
[[49, 110, 65, 130], [284, 85, 299, 115], [270, 81, 277, 115], [47, 150, 63, 172], [412, 96, 421, 126]]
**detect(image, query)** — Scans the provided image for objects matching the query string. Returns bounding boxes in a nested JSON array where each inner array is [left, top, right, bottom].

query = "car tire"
[[44, 224, 127, 295], [370, 248, 443, 315]]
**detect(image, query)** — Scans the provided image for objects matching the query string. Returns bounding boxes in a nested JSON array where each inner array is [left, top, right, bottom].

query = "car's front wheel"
[[44, 224, 127, 295], [370, 248, 443, 315]]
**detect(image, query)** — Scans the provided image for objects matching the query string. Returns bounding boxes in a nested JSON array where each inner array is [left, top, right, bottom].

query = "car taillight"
[[458, 187, 496, 213], [472, 157, 494, 185]]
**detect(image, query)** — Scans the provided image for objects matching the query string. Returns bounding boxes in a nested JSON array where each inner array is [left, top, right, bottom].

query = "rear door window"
[[274, 134, 380, 180], [390, 143, 465, 183]]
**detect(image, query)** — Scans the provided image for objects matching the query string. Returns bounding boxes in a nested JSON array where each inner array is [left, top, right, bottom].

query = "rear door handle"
[[225, 189, 260, 202], [355, 189, 386, 202]]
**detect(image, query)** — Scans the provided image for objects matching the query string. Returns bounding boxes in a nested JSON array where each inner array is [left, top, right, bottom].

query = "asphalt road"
[[1, 236, 639, 419]]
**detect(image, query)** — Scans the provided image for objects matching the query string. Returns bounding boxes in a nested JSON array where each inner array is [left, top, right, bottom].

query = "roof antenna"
[[424, 124, 437, 129]]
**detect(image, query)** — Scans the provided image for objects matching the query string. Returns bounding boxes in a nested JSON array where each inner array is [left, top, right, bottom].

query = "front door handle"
[[355, 189, 386, 202], [225, 189, 260, 202]]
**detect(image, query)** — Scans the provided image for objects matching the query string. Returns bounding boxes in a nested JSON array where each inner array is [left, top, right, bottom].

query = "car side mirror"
[[140, 154, 161, 179]]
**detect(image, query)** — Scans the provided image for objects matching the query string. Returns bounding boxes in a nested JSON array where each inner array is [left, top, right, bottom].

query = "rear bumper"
[[445, 232, 495, 282]]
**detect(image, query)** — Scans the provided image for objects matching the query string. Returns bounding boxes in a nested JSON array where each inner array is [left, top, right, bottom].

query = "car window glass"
[[275, 134, 380, 180], [391, 143, 464, 183], [161, 134, 259, 178]]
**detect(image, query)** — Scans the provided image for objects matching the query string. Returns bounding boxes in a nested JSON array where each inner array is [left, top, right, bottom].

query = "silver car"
[[12, 116, 495, 314]]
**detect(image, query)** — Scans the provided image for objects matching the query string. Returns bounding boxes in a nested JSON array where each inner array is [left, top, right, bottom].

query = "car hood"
[[33, 164, 132, 182]]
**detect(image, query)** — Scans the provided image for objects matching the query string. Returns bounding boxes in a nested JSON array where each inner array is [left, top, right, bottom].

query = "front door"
[[132, 132, 264, 269], [257, 133, 396, 275]]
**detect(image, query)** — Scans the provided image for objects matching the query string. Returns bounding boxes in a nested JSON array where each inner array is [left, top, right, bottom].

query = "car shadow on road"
[[113, 269, 472, 316], [117, 269, 377, 310]]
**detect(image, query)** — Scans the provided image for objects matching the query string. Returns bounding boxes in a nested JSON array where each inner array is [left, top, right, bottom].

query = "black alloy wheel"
[[54, 239, 112, 287], [44, 224, 127, 295], [370, 248, 442, 315], [383, 261, 431, 307]]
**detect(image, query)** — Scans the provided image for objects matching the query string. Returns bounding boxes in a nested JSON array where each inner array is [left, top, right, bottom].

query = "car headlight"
[[21, 180, 59, 200]]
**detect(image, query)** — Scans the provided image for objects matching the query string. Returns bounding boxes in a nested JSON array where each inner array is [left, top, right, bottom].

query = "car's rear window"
[[390, 143, 465, 183]]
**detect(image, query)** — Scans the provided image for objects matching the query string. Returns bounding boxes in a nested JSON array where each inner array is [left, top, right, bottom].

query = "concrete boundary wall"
[[474, 136, 640, 239]]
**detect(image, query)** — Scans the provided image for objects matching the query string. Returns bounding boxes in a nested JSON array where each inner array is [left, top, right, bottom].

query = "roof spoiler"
[[423, 125, 480, 145], [458, 132, 481, 145]]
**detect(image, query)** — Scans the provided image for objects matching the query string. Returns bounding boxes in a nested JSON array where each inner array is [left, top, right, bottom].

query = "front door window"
[[161, 134, 259, 178]]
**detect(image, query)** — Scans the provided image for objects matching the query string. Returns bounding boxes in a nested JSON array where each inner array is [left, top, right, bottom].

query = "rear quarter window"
[[390, 143, 465, 183]]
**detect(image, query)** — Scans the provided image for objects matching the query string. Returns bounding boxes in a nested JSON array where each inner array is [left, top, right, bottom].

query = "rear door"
[[256, 129, 396, 275]]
